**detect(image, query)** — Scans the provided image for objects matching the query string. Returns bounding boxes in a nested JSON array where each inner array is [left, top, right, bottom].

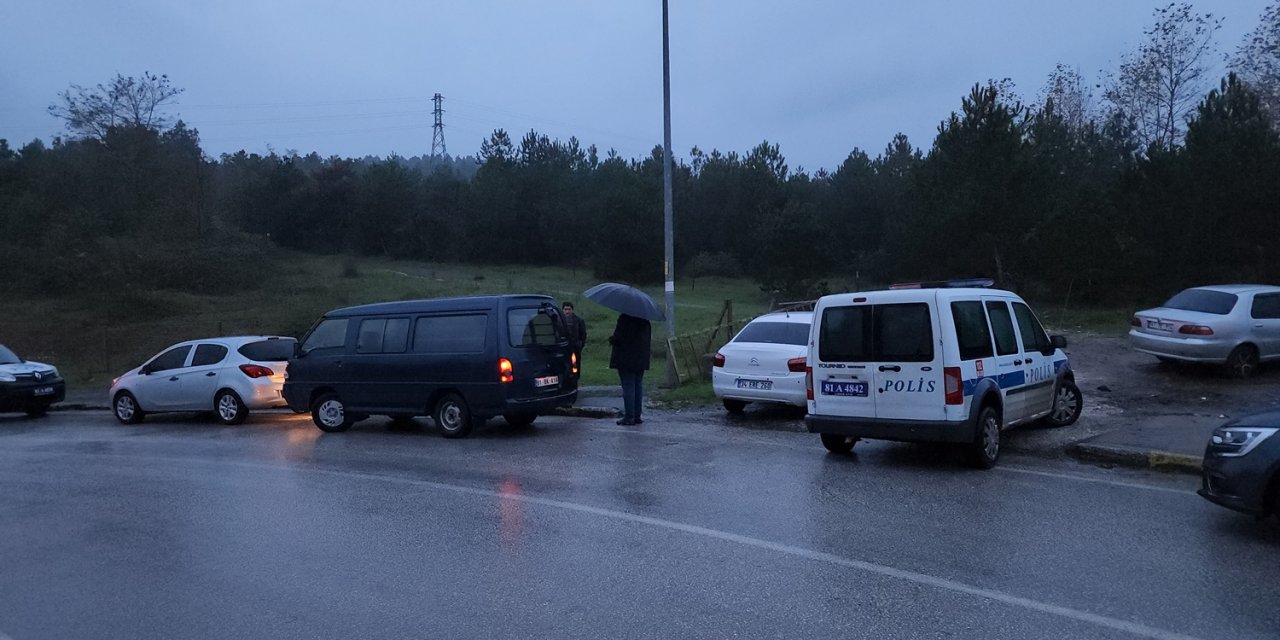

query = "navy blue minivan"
[[284, 295, 579, 438]]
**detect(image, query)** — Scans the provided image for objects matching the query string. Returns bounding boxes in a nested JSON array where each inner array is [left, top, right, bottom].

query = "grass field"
[[2, 251, 1132, 406]]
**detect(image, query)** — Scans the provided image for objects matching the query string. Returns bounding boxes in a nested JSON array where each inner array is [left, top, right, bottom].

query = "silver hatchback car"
[[1129, 285, 1280, 377]]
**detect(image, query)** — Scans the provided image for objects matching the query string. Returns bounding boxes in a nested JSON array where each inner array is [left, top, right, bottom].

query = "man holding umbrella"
[[583, 283, 664, 426]]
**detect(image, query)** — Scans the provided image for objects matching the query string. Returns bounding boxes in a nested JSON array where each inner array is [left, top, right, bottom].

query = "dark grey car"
[[1198, 410, 1280, 519]]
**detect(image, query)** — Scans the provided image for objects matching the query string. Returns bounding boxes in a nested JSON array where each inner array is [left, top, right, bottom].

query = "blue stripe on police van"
[[1053, 358, 1066, 373], [961, 370, 1027, 397]]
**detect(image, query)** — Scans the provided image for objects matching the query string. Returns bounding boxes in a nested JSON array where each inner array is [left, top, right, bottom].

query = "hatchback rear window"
[[733, 321, 810, 346], [238, 339, 296, 362], [1164, 289, 1238, 315]]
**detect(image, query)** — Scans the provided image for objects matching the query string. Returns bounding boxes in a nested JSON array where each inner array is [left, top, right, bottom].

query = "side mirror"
[[1050, 335, 1068, 349], [292, 341, 303, 359], [139, 364, 152, 376]]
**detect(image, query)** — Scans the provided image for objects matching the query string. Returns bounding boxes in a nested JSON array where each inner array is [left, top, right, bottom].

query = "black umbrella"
[[583, 282, 665, 321]]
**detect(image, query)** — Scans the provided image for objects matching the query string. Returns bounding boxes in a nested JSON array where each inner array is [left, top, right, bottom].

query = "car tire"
[[967, 406, 1001, 470], [1225, 344, 1260, 379], [1043, 380, 1082, 428], [820, 433, 857, 454], [311, 393, 353, 433], [113, 391, 145, 425], [503, 412, 537, 427], [434, 392, 476, 439], [24, 404, 49, 418], [214, 390, 249, 425], [722, 399, 747, 414]]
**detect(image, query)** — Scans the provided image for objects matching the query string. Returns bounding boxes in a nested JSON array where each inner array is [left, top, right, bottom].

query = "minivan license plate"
[[534, 375, 559, 388], [821, 381, 868, 397], [33, 386, 54, 396]]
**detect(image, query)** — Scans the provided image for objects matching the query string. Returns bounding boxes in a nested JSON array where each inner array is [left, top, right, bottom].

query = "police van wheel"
[[968, 406, 1001, 470], [1044, 381, 1082, 427], [820, 433, 857, 455], [435, 393, 476, 439]]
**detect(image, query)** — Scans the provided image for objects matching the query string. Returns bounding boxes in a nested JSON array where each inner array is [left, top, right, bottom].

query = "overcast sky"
[[0, 1, 1272, 172]]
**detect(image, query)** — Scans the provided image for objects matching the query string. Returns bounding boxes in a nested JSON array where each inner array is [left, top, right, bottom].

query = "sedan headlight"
[[1209, 427, 1278, 457]]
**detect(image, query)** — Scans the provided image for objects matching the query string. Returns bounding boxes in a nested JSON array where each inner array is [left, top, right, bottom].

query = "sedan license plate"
[[534, 375, 559, 388], [1146, 319, 1174, 332], [735, 378, 772, 391], [33, 386, 55, 396], [822, 381, 868, 397]]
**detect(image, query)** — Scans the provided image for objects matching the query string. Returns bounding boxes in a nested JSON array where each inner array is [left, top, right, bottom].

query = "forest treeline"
[[2, 2, 1278, 305]]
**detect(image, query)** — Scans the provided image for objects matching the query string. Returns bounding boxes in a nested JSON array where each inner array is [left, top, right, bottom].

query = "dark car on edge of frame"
[[1199, 410, 1280, 520]]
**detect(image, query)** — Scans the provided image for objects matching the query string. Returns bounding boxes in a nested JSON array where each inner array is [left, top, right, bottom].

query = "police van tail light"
[[713, 353, 725, 367], [787, 357, 806, 373], [805, 366, 814, 401], [944, 367, 963, 405], [571, 352, 579, 376], [498, 358, 514, 383]]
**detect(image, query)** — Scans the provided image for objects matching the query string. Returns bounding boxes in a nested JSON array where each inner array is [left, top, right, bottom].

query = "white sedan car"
[[1130, 284, 1280, 378], [110, 336, 295, 425], [711, 311, 812, 413]]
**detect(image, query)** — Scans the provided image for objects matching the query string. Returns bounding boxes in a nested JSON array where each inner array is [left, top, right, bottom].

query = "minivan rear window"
[[238, 339, 296, 362], [1164, 289, 1238, 315], [508, 308, 563, 347], [733, 321, 810, 346], [818, 303, 933, 363]]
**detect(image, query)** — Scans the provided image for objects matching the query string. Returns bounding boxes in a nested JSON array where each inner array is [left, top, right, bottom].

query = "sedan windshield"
[[733, 321, 810, 346], [1163, 289, 1239, 315], [0, 345, 20, 365]]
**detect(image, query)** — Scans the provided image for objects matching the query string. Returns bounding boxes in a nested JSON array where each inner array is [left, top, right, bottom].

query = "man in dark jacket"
[[562, 301, 587, 376], [608, 313, 651, 426]]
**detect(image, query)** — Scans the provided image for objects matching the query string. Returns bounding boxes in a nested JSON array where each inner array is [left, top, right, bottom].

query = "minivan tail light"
[[713, 353, 725, 367], [1178, 325, 1214, 336], [944, 367, 963, 405], [805, 366, 814, 401], [239, 364, 274, 379], [787, 357, 806, 373], [498, 358, 514, 383], [571, 352, 579, 376]]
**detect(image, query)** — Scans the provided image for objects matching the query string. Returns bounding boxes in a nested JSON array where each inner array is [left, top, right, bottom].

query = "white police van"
[[804, 280, 1081, 468]]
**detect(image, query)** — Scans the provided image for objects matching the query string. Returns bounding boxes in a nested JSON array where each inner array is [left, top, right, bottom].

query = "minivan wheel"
[[311, 393, 353, 432], [820, 433, 857, 455], [1225, 345, 1260, 379], [113, 392, 145, 424], [968, 406, 1001, 470], [503, 412, 537, 427], [434, 393, 475, 439], [722, 399, 747, 414], [1044, 380, 1082, 428], [214, 390, 248, 425]]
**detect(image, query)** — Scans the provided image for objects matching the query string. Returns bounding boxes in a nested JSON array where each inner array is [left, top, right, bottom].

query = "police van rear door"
[[811, 299, 876, 419]]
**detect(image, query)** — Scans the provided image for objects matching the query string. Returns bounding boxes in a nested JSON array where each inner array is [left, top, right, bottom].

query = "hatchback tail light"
[[498, 358, 514, 383], [239, 364, 274, 379], [805, 366, 814, 401], [944, 367, 963, 405], [712, 353, 725, 367], [787, 357, 806, 373], [1178, 325, 1214, 336]]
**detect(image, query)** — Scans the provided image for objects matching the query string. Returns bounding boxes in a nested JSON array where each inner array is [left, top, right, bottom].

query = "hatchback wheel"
[[1044, 380, 1082, 427], [114, 392, 145, 425], [434, 392, 476, 439], [311, 393, 353, 432], [820, 433, 857, 454], [214, 390, 249, 425], [1225, 345, 1260, 379], [722, 399, 747, 414], [967, 406, 1001, 469]]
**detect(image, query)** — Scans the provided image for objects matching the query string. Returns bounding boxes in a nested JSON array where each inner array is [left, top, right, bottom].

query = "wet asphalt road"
[[1, 409, 1277, 640]]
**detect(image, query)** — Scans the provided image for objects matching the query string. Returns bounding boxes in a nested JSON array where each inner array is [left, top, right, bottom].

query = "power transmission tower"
[[431, 93, 447, 158]]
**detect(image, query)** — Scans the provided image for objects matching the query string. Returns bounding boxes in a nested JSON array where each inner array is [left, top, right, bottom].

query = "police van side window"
[[986, 301, 1019, 356], [1012, 302, 1051, 352], [875, 303, 933, 362], [951, 302, 994, 361], [819, 306, 872, 362]]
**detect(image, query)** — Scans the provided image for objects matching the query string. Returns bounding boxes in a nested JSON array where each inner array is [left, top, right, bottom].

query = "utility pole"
[[431, 93, 447, 158], [661, 0, 677, 388]]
